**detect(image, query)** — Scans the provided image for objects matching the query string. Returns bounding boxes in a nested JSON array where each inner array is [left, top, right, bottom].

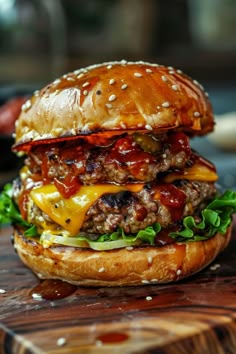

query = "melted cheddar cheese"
[[30, 183, 143, 235], [29, 160, 218, 236], [163, 162, 218, 183]]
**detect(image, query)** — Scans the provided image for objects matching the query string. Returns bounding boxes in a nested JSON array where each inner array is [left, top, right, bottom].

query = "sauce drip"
[[106, 136, 155, 179], [169, 132, 191, 157], [30, 279, 77, 300], [155, 184, 186, 221], [96, 332, 129, 344]]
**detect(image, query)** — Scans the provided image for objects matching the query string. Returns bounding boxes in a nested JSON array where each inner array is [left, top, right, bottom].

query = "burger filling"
[[6, 130, 232, 250], [25, 132, 191, 194]]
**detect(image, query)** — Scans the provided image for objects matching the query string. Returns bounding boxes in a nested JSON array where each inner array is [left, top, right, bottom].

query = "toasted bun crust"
[[13, 61, 214, 151], [13, 226, 231, 287]]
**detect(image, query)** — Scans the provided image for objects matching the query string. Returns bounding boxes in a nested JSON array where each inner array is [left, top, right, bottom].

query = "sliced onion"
[[40, 232, 138, 250]]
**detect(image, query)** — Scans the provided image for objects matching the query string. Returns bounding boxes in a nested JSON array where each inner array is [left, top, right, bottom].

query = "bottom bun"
[[13, 226, 232, 287]]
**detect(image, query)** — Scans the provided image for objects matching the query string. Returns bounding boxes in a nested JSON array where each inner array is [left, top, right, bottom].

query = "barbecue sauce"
[[154, 184, 186, 222], [30, 279, 77, 300], [96, 332, 129, 344], [106, 135, 155, 179]]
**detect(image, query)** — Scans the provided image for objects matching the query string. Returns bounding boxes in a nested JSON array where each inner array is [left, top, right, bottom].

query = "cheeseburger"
[[1, 60, 236, 287]]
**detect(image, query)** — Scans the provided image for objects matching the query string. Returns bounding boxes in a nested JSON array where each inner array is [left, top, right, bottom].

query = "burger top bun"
[[14, 61, 214, 151]]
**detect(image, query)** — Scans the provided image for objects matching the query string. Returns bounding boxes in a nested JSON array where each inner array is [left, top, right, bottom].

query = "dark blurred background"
[[0, 0, 236, 188], [0, 0, 236, 86]]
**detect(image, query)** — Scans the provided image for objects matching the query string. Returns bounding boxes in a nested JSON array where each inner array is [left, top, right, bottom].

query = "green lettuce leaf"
[[169, 190, 236, 242], [94, 222, 161, 245], [1, 183, 236, 246], [0, 184, 38, 236]]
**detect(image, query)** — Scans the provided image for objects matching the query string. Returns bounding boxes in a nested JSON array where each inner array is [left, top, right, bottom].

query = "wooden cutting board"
[[1, 220, 236, 354]]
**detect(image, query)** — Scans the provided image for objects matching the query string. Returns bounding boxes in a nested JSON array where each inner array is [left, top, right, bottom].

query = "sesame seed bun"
[[13, 225, 231, 287], [13, 61, 214, 151]]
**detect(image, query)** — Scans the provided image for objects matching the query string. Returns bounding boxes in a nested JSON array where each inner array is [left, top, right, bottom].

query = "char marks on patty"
[[25, 132, 190, 185]]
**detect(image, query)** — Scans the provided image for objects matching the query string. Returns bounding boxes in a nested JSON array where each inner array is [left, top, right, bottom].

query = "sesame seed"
[[77, 73, 84, 79], [32, 293, 43, 301], [162, 153, 167, 158], [169, 70, 175, 74], [108, 94, 116, 102], [161, 75, 168, 82], [105, 103, 113, 109], [210, 263, 221, 271], [22, 99, 32, 112], [67, 77, 75, 81], [145, 124, 153, 131], [146, 68, 153, 73], [98, 267, 105, 273], [162, 101, 170, 108], [0, 289, 6, 294], [205, 92, 209, 97], [134, 72, 142, 78], [141, 280, 150, 284], [193, 111, 201, 117], [109, 79, 115, 85], [120, 122, 127, 129], [83, 90, 88, 96], [34, 90, 40, 96], [126, 246, 133, 250], [137, 123, 143, 128], [176, 269, 182, 276], [151, 279, 158, 283], [146, 296, 153, 301], [168, 66, 174, 70], [148, 256, 153, 264], [121, 59, 127, 65], [82, 81, 90, 87], [53, 79, 61, 85], [107, 64, 112, 69], [177, 69, 183, 74], [157, 105, 160, 109], [121, 84, 128, 90], [172, 84, 178, 91], [73, 69, 81, 75], [57, 337, 67, 347], [96, 340, 103, 347]]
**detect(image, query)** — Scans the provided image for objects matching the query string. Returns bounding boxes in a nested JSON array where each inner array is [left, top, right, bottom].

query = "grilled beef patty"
[[22, 180, 216, 236], [25, 132, 190, 185]]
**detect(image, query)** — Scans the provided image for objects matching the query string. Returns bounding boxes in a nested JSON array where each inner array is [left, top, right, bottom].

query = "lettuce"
[[169, 190, 236, 242], [40, 224, 161, 250], [0, 183, 38, 236], [92, 222, 161, 245], [1, 183, 236, 247]]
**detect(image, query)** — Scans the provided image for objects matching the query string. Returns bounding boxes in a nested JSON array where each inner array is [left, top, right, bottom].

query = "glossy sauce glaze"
[[105, 135, 156, 179], [154, 184, 186, 222]]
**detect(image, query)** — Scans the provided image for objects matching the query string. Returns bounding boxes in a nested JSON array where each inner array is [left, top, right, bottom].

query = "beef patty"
[[24, 180, 216, 236], [25, 132, 190, 185]]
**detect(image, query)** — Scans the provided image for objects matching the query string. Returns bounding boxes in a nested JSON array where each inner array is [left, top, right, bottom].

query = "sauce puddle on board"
[[30, 279, 77, 300], [96, 332, 129, 344]]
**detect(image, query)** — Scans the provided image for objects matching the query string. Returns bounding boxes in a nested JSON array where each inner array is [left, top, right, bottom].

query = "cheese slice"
[[30, 183, 143, 235], [163, 163, 218, 183]]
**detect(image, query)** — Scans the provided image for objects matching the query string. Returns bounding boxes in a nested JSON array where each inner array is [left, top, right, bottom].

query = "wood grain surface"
[[0, 219, 236, 354]]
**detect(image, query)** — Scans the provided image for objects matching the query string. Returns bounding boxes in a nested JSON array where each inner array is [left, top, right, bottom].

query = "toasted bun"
[[13, 61, 214, 151], [13, 226, 231, 287]]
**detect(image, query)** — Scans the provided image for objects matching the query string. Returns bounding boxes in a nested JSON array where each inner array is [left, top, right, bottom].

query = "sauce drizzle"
[[30, 279, 77, 300]]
